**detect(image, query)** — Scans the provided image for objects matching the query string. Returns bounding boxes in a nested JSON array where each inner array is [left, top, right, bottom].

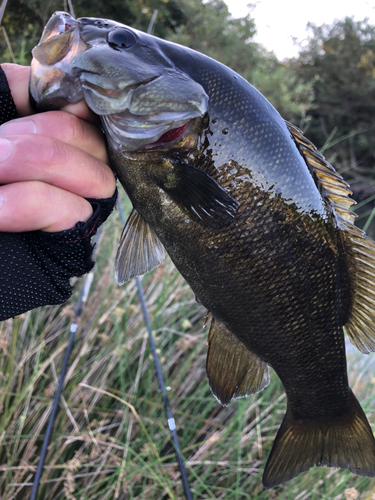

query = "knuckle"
[[38, 110, 109, 164], [91, 163, 116, 198], [61, 110, 88, 142], [28, 180, 53, 204], [38, 110, 87, 143], [40, 136, 66, 165]]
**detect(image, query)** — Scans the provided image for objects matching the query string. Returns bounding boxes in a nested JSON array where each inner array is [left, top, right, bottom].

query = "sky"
[[225, 0, 375, 60]]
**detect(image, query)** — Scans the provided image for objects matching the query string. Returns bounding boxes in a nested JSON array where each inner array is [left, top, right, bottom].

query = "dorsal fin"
[[287, 121, 375, 353], [286, 121, 357, 224]]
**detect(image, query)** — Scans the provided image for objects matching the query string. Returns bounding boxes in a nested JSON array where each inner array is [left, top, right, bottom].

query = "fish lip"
[[79, 72, 159, 96], [101, 113, 190, 152], [101, 105, 207, 153], [44, 11, 78, 37], [29, 11, 88, 109]]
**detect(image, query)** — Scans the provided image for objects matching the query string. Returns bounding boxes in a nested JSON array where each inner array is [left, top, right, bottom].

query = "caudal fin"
[[263, 391, 375, 488]]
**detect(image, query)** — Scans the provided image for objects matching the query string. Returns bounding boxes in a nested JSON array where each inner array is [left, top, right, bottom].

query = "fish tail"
[[263, 390, 375, 488]]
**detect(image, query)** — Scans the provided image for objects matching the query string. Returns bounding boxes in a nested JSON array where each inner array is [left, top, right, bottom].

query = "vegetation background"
[[0, 0, 375, 498]]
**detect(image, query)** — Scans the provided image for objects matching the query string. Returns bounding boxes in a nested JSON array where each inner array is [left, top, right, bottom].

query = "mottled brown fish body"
[[30, 12, 375, 488], [112, 128, 349, 411]]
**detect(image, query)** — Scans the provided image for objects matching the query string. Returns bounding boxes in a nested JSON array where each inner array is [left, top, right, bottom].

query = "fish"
[[29, 11, 375, 488]]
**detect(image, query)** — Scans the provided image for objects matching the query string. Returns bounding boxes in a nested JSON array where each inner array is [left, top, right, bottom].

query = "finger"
[[61, 100, 100, 125], [1, 64, 33, 117], [0, 181, 94, 232], [2, 64, 99, 124], [0, 110, 108, 163], [0, 135, 116, 200]]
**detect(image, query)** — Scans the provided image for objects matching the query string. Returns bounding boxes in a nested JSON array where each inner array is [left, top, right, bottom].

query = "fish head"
[[30, 11, 208, 152]]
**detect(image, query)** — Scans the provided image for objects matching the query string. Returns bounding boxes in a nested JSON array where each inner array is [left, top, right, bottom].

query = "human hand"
[[0, 63, 116, 233]]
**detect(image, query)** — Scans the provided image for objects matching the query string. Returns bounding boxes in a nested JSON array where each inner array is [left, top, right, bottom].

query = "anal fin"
[[206, 318, 270, 406], [115, 208, 165, 285]]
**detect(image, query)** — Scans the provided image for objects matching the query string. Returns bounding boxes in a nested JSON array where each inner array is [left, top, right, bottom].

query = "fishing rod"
[[30, 231, 100, 500], [30, 205, 192, 500], [118, 199, 193, 500]]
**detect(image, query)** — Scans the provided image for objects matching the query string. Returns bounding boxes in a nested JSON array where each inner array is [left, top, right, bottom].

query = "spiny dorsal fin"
[[206, 317, 270, 406], [287, 121, 375, 354], [115, 208, 165, 285], [286, 121, 357, 224]]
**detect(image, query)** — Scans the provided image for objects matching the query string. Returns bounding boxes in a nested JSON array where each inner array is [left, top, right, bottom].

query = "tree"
[[250, 54, 313, 125], [295, 18, 375, 179], [166, 0, 261, 80]]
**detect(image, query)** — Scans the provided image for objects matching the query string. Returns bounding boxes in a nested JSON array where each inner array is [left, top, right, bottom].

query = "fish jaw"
[[73, 17, 209, 150], [29, 11, 87, 111], [77, 53, 208, 151]]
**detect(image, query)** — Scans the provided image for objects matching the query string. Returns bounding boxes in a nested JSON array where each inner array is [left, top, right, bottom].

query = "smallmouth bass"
[[30, 11, 375, 488]]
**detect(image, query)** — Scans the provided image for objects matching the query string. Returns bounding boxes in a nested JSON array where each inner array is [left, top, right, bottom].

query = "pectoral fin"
[[161, 155, 239, 229], [115, 208, 165, 285], [206, 318, 270, 406]]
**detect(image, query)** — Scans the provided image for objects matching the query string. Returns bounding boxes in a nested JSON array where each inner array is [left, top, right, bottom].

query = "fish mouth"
[[29, 12, 88, 110], [80, 75, 159, 98], [73, 46, 208, 150], [101, 108, 206, 152], [77, 71, 161, 112], [152, 122, 189, 146]]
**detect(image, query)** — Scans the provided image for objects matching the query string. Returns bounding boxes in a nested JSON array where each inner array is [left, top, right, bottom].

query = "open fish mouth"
[[101, 110, 204, 153], [29, 11, 209, 151], [29, 12, 87, 109]]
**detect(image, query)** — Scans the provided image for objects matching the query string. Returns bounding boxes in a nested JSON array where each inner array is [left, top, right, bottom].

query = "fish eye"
[[107, 28, 137, 50]]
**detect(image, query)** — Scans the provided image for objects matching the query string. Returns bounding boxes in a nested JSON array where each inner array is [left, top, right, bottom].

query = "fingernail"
[[0, 193, 3, 209], [0, 138, 12, 161], [0, 120, 37, 135]]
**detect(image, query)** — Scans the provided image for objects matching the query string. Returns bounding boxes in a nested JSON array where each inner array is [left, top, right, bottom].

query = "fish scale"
[[161, 184, 345, 410], [30, 11, 375, 488]]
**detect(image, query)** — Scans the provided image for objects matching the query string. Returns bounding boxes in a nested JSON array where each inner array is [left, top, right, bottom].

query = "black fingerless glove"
[[0, 191, 117, 320]]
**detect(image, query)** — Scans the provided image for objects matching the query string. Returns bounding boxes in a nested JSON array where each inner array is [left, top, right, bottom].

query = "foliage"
[[166, 0, 260, 77], [73, 0, 188, 39], [251, 55, 314, 125], [295, 17, 375, 180], [2, 1, 375, 497], [0, 0, 313, 123], [2, 1, 375, 171]]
